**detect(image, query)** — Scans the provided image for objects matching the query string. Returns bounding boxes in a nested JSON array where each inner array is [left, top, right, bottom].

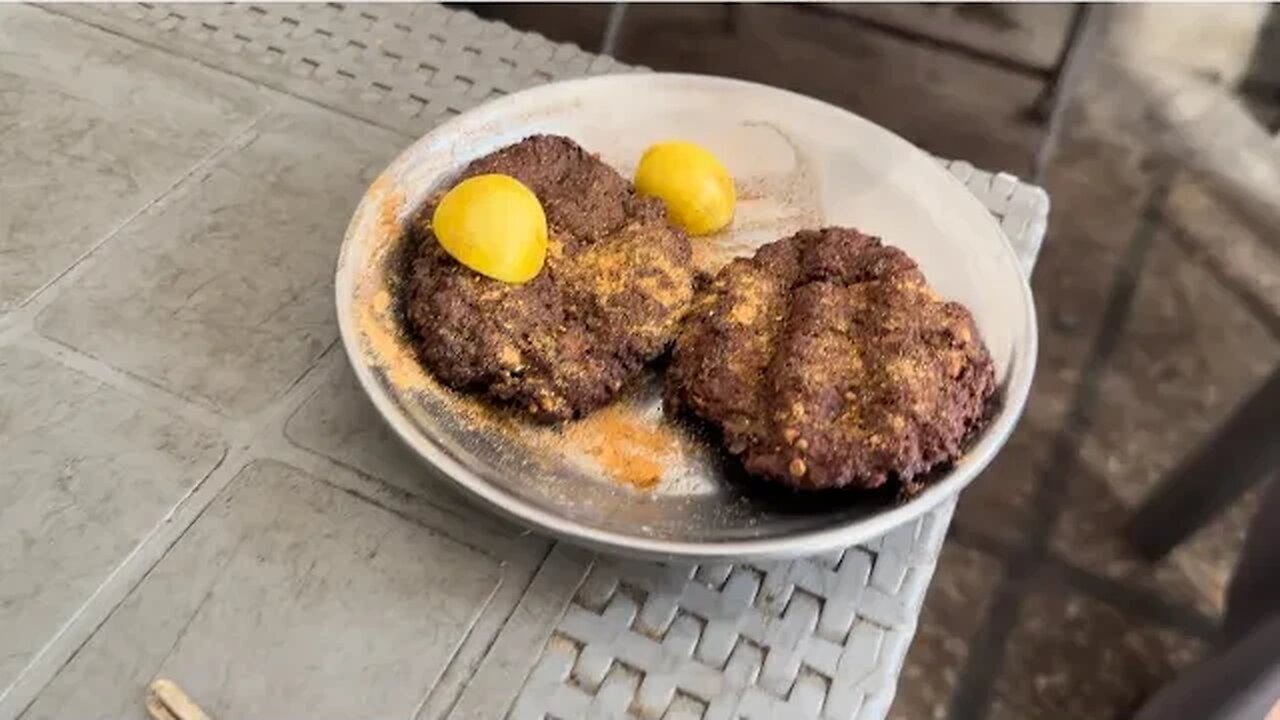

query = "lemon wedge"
[[432, 174, 548, 283], [634, 141, 736, 236]]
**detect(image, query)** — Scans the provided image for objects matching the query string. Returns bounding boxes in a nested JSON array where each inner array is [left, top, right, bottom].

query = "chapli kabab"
[[665, 227, 996, 494], [405, 135, 695, 423]]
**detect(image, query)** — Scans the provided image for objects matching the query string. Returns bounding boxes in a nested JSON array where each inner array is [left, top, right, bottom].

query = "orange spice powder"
[[564, 405, 678, 490], [353, 181, 437, 393]]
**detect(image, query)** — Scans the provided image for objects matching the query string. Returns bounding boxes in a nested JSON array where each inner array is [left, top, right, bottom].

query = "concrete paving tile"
[[0, 344, 225, 694], [284, 358, 468, 506], [0, 5, 267, 311], [889, 545, 1003, 720], [21, 460, 503, 720], [1054, 225, 1278, 614], [988, 581, 1204, 720], [36, 104, 402, 417]]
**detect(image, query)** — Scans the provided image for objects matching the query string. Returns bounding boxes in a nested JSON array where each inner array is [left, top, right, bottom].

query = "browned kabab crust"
[[405, 135, 694, 422], [665, 227, 995, 491]]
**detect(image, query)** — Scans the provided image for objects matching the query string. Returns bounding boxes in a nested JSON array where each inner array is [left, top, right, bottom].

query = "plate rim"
[[335, 71, 1039, 561]]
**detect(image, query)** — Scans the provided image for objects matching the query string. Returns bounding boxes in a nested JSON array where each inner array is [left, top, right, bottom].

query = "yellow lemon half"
[[634, 141, 736, 236], [432, 174, 548, 283]]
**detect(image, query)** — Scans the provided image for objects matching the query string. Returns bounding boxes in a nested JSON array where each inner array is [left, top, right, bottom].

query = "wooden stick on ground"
[[146, 679, 212, 720], [144, 694, 178, 720]]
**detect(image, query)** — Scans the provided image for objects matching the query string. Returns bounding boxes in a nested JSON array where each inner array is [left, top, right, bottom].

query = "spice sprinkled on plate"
[[564, 405, 679, 490]]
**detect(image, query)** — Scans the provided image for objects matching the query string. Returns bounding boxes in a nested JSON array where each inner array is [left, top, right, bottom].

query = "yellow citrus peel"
[[634, 141, 736, 236], [432, 174, 548, 283]]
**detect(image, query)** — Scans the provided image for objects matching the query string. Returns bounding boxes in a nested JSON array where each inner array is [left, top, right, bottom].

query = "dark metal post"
[[1128, 363, 1280, 561]]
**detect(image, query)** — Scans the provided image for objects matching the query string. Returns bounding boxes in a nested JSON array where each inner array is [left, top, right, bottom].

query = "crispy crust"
[[665, 227, 995, 491], [406, 135, 694, 422]]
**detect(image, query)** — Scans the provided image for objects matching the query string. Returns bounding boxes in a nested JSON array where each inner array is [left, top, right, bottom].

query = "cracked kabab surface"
[[406, 135, 694, 422], [665, 227, 995, 492]]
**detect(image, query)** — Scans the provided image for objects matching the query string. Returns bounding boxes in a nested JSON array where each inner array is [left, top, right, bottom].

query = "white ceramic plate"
[[335, 73, 1037, 561]]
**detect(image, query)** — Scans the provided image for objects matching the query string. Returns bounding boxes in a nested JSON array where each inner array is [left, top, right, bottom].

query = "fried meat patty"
[[665, 227, 995, 491], [406, 135, 694, 422]]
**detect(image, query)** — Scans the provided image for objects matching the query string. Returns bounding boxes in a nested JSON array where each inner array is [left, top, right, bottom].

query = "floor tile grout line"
[[945, 167, 1176, 720], [1, 408, 535, 720], [253, 346, 535, 548], [0, 21, 313, 707], [0, 112, 280, 472], [0, 443, 247, 720], [6, 108, 273, 330], [3, 5, 487, 502], [263, 435, 538, 563], [0, 101, 472, 720], [17, 333, 235, 438], [446, 544, 597, 720], [423, 541, 571, 720], [233, 438, 561, 720], [1, 112, 305, 453]]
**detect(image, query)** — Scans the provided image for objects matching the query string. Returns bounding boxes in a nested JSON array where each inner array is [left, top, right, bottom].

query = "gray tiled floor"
[[284, 360, 470, 506], [0, 344, 225, 691], [21, 460, 503, 720], [35, 105, 401, 417], [3, 7, 560, 717], [0, 6, 267, 311]]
